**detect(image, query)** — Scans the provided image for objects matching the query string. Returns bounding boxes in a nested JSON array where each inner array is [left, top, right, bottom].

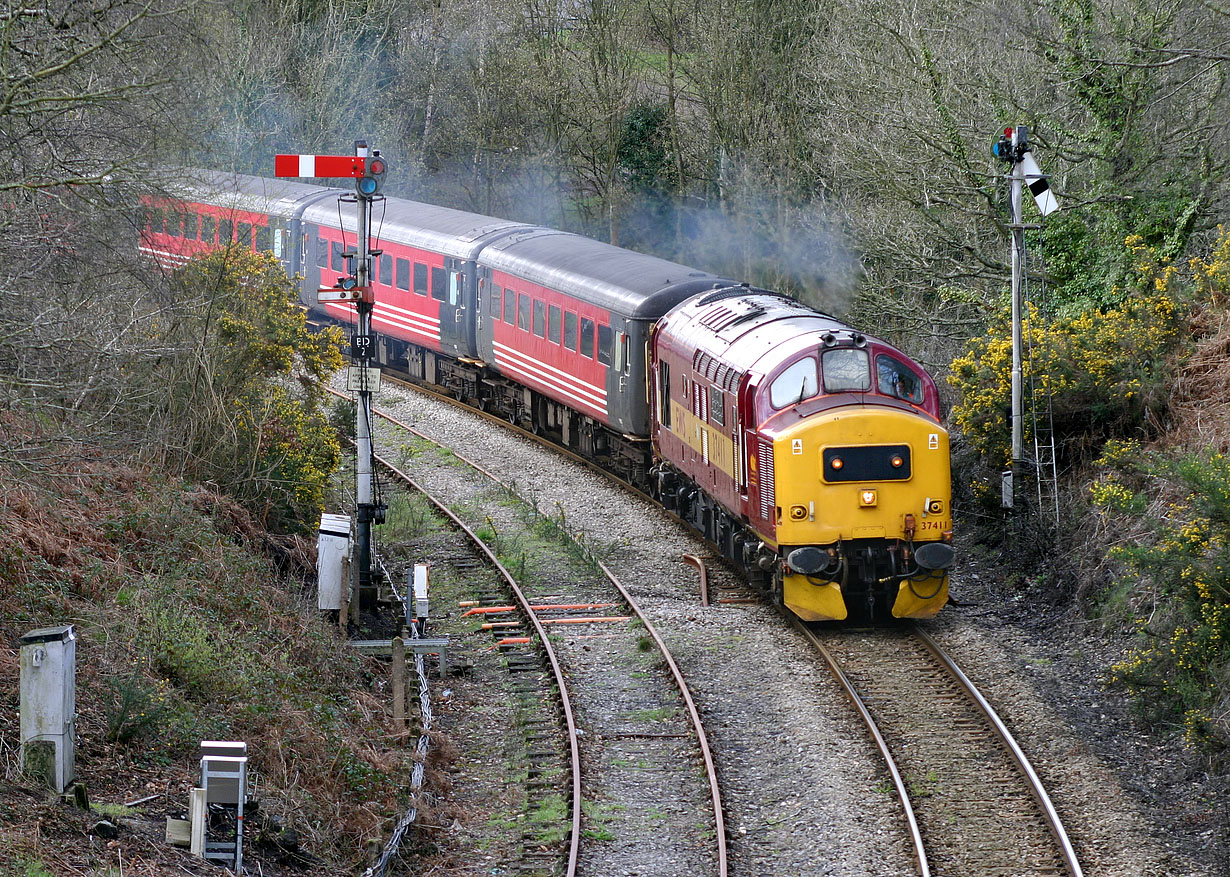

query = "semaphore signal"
[[991, 125, 1060, 512], [276, 141, 390, 607]]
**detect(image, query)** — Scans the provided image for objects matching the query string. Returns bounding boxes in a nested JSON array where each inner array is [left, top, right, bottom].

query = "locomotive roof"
[[166, 168, 342, 218], [662, 291, 918, 379], [304, 195, 536, 261], [479, 229, 730, 319]]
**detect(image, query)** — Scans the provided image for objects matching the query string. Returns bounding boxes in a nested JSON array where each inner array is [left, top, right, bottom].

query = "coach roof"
[[305, 195, 536, 261], [479, 228, 729, 319]]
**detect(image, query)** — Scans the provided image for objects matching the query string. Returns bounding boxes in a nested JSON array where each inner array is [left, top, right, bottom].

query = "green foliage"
[[1092, 442, 1230, 757], [948, 235, 1187, 467], [162, 247, 344, 533], [103, 673, 174, 743]]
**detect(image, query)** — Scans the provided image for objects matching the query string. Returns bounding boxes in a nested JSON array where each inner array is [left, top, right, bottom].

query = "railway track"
[[361, 394, 728, 877], [799, 622, 1084, 877]]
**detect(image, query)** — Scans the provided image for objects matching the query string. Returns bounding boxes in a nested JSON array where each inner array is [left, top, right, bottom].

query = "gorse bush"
[[155, 247, 345, 534], [948, 234, 1188, 469], [1092, 442, 1230, 757]]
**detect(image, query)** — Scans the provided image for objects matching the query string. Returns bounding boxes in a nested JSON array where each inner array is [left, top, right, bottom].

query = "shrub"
[[150, 247, 344, 534], [1092, 441, 1230, 757], [948, 236, 1187, 469]]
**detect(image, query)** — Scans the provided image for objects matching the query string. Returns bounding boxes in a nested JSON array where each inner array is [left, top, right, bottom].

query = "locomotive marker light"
[[991, 125, 1061, 510], [275, 142, 391, 606]]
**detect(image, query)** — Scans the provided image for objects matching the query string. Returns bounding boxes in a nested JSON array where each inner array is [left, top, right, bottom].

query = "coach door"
[[438, 257, 476, 359]]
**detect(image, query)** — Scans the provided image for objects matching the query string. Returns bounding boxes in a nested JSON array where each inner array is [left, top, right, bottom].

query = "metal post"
[[354, 142, 375, 603], [1009, 150, 1025, 509]]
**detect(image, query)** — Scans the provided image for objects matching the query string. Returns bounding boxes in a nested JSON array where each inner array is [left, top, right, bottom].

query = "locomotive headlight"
[[790, 505, 807, 521], [927, 499, 944, 515], [860, 489, 878, 507], [830, 457, 844, 471], [890, 454, 904, 469]]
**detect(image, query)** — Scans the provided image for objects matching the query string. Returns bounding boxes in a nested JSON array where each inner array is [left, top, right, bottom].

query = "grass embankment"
[[0, 421, 409, 875]]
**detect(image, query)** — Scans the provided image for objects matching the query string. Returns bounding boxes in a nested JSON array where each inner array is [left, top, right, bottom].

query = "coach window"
[[597, 325, 613, 367], [488, 280, 500, 316], [315, 236, 327, 267], [167, 212, 182, 238], [396, 258, 410, 290], [517, 293, 531, 331], [186, 214, 200, 240], [822, 347, 871, 393], [503, 288, 515, 323], [380, 255, 392, 287], [709, 386, 725, 426], [532, 300, 546, 337], [769, 357, 818, 409], [429, 267, 446, 301], [255, 225, 272, 252], [413, 263, 428, 295], [200, 215, 216, 244], [564, 311, 578, 351], [238, 222, 253, 250], [448, 270, 461, 305], [331, 241, 344, 272], [580, 318, 595, 358], [548, 305, 561, 343], [877, 355, 924, 404]]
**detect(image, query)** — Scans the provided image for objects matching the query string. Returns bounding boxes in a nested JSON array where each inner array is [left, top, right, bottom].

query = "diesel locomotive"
[[140, 169, 953, 621]]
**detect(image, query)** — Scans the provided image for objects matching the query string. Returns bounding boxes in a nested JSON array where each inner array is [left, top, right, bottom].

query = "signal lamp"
[[890, 455, 904, 468], [356, 151, 389, 197], [830, 457, 844, 471]]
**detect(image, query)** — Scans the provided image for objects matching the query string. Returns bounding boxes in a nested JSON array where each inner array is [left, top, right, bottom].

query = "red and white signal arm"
[[274, 154, 366, 178]]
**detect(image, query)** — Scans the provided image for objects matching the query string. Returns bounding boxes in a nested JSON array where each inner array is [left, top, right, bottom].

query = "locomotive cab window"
[[769, 357, 818, 409], [877, 355, 924, 404], [822, 348, 871, 393]]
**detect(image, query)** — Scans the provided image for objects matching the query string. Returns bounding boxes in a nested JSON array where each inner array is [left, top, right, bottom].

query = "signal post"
[[276, 143, 389, 606], [990, 125, 1059, 511]]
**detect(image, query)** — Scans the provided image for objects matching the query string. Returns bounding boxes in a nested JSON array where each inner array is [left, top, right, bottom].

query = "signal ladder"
[[1023, 263, 1060, 531]]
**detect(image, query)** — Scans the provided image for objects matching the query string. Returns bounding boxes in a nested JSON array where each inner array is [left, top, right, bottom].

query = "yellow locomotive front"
[[750, 339, 953, 622]]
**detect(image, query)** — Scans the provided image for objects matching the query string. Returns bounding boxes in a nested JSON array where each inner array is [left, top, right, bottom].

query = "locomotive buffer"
[[276, 144, 390, 605]]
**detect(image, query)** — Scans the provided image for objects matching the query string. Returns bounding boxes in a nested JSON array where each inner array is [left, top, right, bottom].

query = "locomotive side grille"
[[758, 440, 775, 519]]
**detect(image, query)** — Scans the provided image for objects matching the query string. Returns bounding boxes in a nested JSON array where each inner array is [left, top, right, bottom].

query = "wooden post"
[[391, 637, 405, 728], [338, 555, 351, 633]]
